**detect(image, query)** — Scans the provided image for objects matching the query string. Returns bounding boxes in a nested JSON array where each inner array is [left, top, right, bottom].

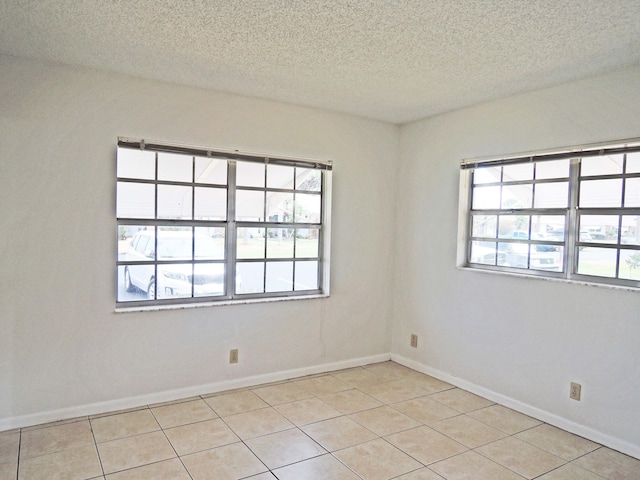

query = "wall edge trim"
[[1, 353, 391, 431]]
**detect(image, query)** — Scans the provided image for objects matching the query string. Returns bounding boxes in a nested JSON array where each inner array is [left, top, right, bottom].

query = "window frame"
[[459, 139, 640, 290], [116, 138, 332, 309]]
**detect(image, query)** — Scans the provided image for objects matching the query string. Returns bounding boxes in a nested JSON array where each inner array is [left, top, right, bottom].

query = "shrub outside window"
[[461, 140, 640, 289], [116, 138, 332, 308]]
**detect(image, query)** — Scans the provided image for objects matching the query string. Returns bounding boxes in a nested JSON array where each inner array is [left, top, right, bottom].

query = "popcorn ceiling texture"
[[1, 0, 640, 123]]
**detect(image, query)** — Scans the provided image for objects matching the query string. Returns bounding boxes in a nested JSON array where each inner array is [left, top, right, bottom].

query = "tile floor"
[[1, 361, 639, 480]]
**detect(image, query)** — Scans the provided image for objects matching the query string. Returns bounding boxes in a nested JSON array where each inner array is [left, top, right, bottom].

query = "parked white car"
[[124, 230, 225, 299]]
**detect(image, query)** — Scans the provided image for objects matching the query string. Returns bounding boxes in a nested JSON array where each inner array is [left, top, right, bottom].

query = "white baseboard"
[[392, 354, 640, 460], [0, 353, 391, 432]]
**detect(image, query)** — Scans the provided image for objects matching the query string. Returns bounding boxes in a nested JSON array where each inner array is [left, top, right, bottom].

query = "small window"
[[461, 141, 640, 289], [116, 139, 332, 308]]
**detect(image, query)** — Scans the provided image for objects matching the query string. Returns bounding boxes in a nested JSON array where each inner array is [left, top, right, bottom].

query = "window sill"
[[114, 292, 330, 313], [457, 266, 639, 293]]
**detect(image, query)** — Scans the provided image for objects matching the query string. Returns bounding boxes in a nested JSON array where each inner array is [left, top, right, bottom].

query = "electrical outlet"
[[229, 349, 238, 364], [410, 334, 418, 348], [570, 382, 581, 401]]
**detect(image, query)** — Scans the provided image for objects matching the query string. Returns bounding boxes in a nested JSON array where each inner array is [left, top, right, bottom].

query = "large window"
[[116, 138, 332, 308], [461, 140, 640, 289]]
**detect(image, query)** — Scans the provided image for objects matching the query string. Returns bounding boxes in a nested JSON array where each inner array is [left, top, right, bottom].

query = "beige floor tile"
[[151, 399, 217, 429], [574, 447, 640, 480], [333, 438, 422, 480], [245, 473, 277, 480], [0, 431, 20, 464], [20, 420, 94, 459], [105, 458, 190, 480], [392, 396, 460, 425], [360, 378, 445, 404], [91, 410, 160, 443], [363, 362, 416, 381], [0, 460, 17, 480], [515, 424, 599, 461], [429, 388, 494, 413], [349, 406, 421, 436], [272, 453, 361, 479], [330, 367, 387, 387], [222, 407, 294, 440], [251, 382, 313, 405], [301, 415, 377, 451], [393, 468, 446, 479], [537, 463, 607, 480], [244, 428, 326, 470], [468, 405, 542, 435], [18, 444, 102, 480], [203, 390, 268, 416], [21, 417, 88, 432], [430, 450, 525, 480], [181, 442, 267, 480], [293, 374, 352, 395], [274, 397, 341, 426], [431, 415, 507, 448], [386, 425, 468, 465], [476, 436, 566, 479], [97, 431, 175, 474], [164, 418, 239, 456], [319, 389, 383, 414]]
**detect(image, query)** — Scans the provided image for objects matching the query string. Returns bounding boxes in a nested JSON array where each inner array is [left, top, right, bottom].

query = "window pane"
[[620, 250, 640, 280], [624, 178, 640, 207], [267, 229, 294, 258], [236, 162, 264, 187], [470, 241, 497, 265], [627, 152, 640, 173], [530, 248, 562, 272], [236, 190, 264, 220], [195, 157, 227, 185], [535, 215, 564, 239], [157, 263, 193, 299], [472, 215, 497, 238], [117, 265, 150, 302], [266, 192, 294, 222], [534, 182, 568, 208], [621, 216, 640, 245], [536, 159, 569, 179], [158, 185, 192, 219], [236, 262, 264, 294], [294, 261, 319, 290], [503, 163, 533, 181], [295, 193, 321, 223], [117, 148, 155, 180], [266, 261, 293, 292], [502, 184, 532, 208], [157, 227, 192, 260], [195, 227, 225, 260], [581, 155, 623, 176], [579, 215, 618, 243], [498, 215, 530, 238], [579, 179, 622, 208], [236, 228, 265, 259], [472, 185, 500, 209], [577, 247, 617, 278], [267, 164, 294, 189], [158, 152, 192, 182], [195, 187, 227, 220], [296, 169, 321, 191], [473, 166, 501, 184], [117, 182, 155, 218], [120, 226, 155, 261], [296, 229, 319, 258], [193, 263, 225, 297]]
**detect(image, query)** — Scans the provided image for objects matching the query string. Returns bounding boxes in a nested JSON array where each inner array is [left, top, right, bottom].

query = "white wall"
[[0, 55, 398, 428], [394, 67, 640, 457]]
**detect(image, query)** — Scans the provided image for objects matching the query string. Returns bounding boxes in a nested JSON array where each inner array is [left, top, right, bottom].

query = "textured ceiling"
[[1, 1, 640, 123]]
